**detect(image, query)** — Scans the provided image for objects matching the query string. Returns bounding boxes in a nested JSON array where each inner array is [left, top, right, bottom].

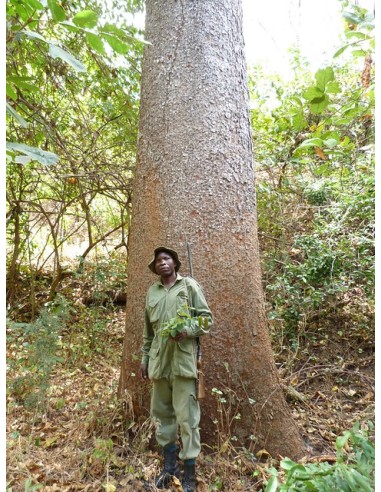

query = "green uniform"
[[142, 274, 213, 460]]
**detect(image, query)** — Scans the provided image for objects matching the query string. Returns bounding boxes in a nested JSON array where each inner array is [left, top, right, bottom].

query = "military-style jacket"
[[142, 274, 213, 380]]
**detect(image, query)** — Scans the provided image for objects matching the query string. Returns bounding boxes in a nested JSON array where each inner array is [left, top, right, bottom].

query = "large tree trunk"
[[118, 0, 306, 460]]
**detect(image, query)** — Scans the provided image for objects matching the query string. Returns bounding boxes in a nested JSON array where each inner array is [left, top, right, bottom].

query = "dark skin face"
[[154, 251, 177, 284], [140, 250, 187, 381]]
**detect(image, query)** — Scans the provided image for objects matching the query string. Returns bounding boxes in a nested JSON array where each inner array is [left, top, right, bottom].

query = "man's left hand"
[[170, 328, 188, 342]]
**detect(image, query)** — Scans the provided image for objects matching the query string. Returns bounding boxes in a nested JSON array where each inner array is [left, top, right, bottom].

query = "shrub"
[[7, 295, 72, 410], [264, 422, 375, 491]]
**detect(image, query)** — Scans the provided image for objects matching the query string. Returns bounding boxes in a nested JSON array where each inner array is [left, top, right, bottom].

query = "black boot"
[[182, 462, 196, 492], [155, 445, 180, 489]]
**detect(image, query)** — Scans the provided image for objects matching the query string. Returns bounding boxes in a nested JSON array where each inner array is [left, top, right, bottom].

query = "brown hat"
[[148, 246, 181, 274]]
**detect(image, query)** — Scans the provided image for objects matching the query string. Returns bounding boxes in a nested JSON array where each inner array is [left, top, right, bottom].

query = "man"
[[140, 246, 213, 492]]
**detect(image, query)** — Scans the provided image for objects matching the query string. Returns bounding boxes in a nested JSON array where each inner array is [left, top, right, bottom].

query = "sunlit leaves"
[[6, 103, 28, 127], [302, 67, 339, 114], [85, 32, 105, 54], [73, 10, 99, 29], [101, 33, 129, 54], [7, 142, 59, 166], [20, 30, 48, 42], [47, 0, 66, 22], [315, 67, 334, 91], [48, 45, 87, 72]]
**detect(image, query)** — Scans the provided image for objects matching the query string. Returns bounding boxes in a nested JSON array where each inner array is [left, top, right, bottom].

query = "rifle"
[[186, 242, 206, 400]]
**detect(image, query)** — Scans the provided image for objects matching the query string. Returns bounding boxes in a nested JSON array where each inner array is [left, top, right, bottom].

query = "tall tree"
[[118, 0, 306, 459]]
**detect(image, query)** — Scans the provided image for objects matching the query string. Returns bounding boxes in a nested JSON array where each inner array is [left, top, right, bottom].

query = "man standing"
[[140, 246, 213, 492]]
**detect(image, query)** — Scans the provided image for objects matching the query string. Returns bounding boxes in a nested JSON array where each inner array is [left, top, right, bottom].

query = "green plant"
[[264, 422, 374, 491], [65, 306, 113, 365], [7, 295, 72, 410], [75, 255, 128, 306], [159, 304, 209, 341]]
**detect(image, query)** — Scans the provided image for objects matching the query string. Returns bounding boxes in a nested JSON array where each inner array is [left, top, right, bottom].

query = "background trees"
[[6, 0, 144, 311]]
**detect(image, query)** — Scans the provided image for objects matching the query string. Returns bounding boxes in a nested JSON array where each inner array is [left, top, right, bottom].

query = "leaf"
[[49, 45, 87, 72], [59, 21, 81, 33], [302, 86, 324, 102], [297, 138, 323, 149], [256, 449, 271, 459], [101, 33, 129, 54], [16, 155, 33, 165], [315, 147, 327, 160], [6, 142, 59, 166], [265, 475, 278, 492], [9, 78, 39, 93], [171, 476, 183, 492], [6, 83, 17, 101], [343, 11, 363, 25], [310, 94, 330, 114], [346, 31, 370, 40], [323, 138, 339, 149], [85, 32, 105, 54], [6, 103, 28, 127], [352, 49, 367, 57], [24, 0, 44, 10], [43, 435, 60, 447], [315, 67, 334, 91], [334, 45, 349, 57], [47, 0, 66, 21], [102, 484, 116, 492], [73, 10, 99, 29], [20, 29, 48, 43], [280, 457, 298, 471], [336, 432, 351, 451], [325, 81, 341, 94]]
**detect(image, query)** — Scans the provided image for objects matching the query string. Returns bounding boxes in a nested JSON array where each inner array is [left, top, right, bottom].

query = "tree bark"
[[118, 0, 306, 460]]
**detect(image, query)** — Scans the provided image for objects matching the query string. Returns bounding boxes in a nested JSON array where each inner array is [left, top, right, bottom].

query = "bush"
[[265, 423, 375, 491], [7, 295, 72, 410]]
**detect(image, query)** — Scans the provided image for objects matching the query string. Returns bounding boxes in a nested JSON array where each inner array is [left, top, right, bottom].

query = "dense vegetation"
[[6, 0, 374, 490]]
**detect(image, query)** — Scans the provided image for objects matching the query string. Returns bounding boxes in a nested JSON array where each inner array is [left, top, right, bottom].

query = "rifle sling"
[[184, 277, 201, 358]]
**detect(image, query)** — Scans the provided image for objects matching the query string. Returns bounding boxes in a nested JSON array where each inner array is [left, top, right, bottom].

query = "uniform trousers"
[[151, 375, 201, 460]]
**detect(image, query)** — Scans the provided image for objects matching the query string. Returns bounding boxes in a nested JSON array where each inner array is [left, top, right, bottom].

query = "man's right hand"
[[140, 363, 148, 380]]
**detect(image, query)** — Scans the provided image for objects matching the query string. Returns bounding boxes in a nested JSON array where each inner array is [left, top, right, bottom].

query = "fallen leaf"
[[315, 147, 327, 160], [256, 449, 271, 459], [102, 484, 116, 492], [44, 435, 60, 448], [172, 475, 183, 491]]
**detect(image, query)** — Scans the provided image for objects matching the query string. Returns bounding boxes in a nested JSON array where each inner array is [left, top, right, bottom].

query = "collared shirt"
[[142, 274, 213, 379]]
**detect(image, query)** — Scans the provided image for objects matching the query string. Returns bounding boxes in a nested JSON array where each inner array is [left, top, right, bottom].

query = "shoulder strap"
[[184, 277, 201, 352], [184, 277, 193, 310]]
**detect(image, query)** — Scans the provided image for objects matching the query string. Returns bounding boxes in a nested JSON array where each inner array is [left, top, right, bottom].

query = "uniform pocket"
[[178, 338, 196, 354], [148, 345, 160, 359], [148, 298, 160, 324], [175, 340, 197, 378], [188, 393, 200, 429], [176, 290, 189, 312], [148, 345, 161, 380]]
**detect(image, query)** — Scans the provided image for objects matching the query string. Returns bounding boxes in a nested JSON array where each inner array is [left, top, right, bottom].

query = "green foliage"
[[75, 254, 128, 306], [250, 1, 374, 340], [6, 0, 141, 308], [65, 306, 113, 365], [159, 305, 208, 342], [7, 295, 72, 410], [264, 423, 374, 491]]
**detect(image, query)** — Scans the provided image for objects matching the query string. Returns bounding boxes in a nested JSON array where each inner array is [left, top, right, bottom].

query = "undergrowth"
[[265, 422, 375, 491]]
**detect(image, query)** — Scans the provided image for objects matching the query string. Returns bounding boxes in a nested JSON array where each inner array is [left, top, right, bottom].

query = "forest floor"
[[6, 297, 375, 491]]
